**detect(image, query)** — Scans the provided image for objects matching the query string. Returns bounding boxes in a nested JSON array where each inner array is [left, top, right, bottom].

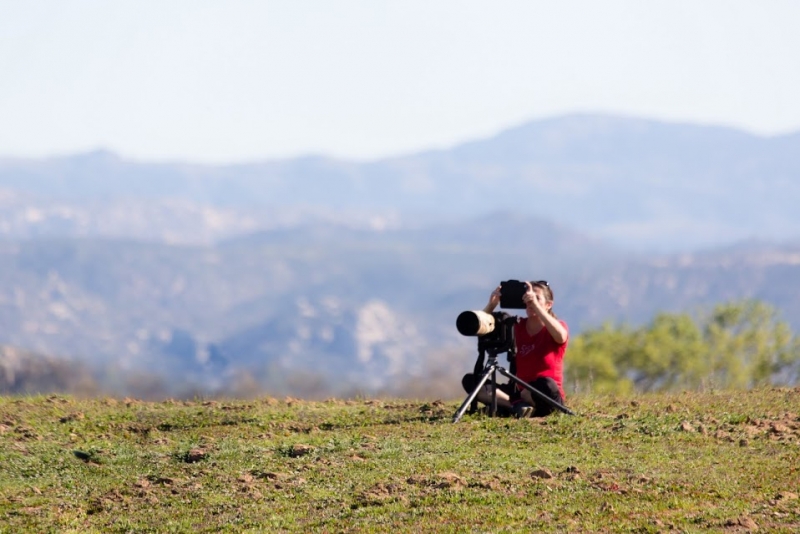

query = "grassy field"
[[1, 388, 798, 533]]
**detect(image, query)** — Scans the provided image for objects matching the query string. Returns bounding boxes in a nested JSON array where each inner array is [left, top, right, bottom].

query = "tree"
[[703, 300, 797, 389], [626, 313, 709, 392], [567, 299, 800, 394], [565, 322, 634, 395]]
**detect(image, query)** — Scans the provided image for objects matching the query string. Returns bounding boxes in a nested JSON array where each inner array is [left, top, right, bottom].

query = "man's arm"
[[483, 286, 501, 313], [523, 283, 568, 344], [537, 310, 568, 344]]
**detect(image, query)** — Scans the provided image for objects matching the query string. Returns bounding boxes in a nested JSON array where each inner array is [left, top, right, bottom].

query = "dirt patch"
[[740, 414, 799, 443], [723, 515, 759, 532], [180, 447, 208, 463], [352, 482, 408, 508], [531, 468, 555, 480], [288, 444, 314, 458], [58, 412, 85, 423]]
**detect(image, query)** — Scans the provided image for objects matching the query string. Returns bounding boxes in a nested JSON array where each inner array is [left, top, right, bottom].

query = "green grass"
[[1, 389, 799, 533]]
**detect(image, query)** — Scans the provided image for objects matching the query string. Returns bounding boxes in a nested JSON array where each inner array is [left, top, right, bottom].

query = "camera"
[[500, 280, 533, 309], [454, 279, 534, 351]]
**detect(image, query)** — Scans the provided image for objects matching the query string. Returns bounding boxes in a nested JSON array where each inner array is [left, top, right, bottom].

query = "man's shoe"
[[513, 402, 534, 419]]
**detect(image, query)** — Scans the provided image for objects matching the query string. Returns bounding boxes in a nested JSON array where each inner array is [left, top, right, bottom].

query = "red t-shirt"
[[513, 317, 568, 398]]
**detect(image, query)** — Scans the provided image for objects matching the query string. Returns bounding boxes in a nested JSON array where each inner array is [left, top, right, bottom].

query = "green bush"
[[566, 300, 800, 393]]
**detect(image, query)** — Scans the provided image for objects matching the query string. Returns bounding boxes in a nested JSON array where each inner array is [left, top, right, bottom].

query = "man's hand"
[[523, 281, 547, 317], [485, 286, 502, 312]]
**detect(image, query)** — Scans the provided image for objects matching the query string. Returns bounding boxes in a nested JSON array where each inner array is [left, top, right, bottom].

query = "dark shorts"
[[461, 373, 563, 418]]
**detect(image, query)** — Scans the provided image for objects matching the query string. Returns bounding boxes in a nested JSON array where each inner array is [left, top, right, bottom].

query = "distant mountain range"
[[1, 114, 799, 397], [3, 114, 799, 250]]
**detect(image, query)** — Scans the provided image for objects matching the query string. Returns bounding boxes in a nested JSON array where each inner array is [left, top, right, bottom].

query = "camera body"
[[500, 280, 532, 309]]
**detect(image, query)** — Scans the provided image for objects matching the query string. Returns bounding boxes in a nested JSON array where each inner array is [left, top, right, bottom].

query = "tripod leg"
[[497, 368, 576, 416], [453, 365, 496, 423], [490, 368, 498, 417]]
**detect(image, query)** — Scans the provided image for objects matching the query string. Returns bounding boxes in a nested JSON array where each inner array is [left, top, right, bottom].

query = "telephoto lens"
[[456, 310, 496, 336]]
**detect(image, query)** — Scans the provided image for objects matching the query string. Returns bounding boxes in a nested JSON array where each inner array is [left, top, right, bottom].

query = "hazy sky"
[[2, 1, 799, 163]]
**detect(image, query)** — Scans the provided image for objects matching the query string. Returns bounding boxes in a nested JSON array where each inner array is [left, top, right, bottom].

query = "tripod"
[[452, 343, 575, 423]]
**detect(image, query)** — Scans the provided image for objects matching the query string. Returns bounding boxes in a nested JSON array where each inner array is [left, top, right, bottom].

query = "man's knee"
[[535, 377, 562, 416], [462, 373, 491, 401], [530, 377, 561, 399], [462, 373, 478, 393]]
